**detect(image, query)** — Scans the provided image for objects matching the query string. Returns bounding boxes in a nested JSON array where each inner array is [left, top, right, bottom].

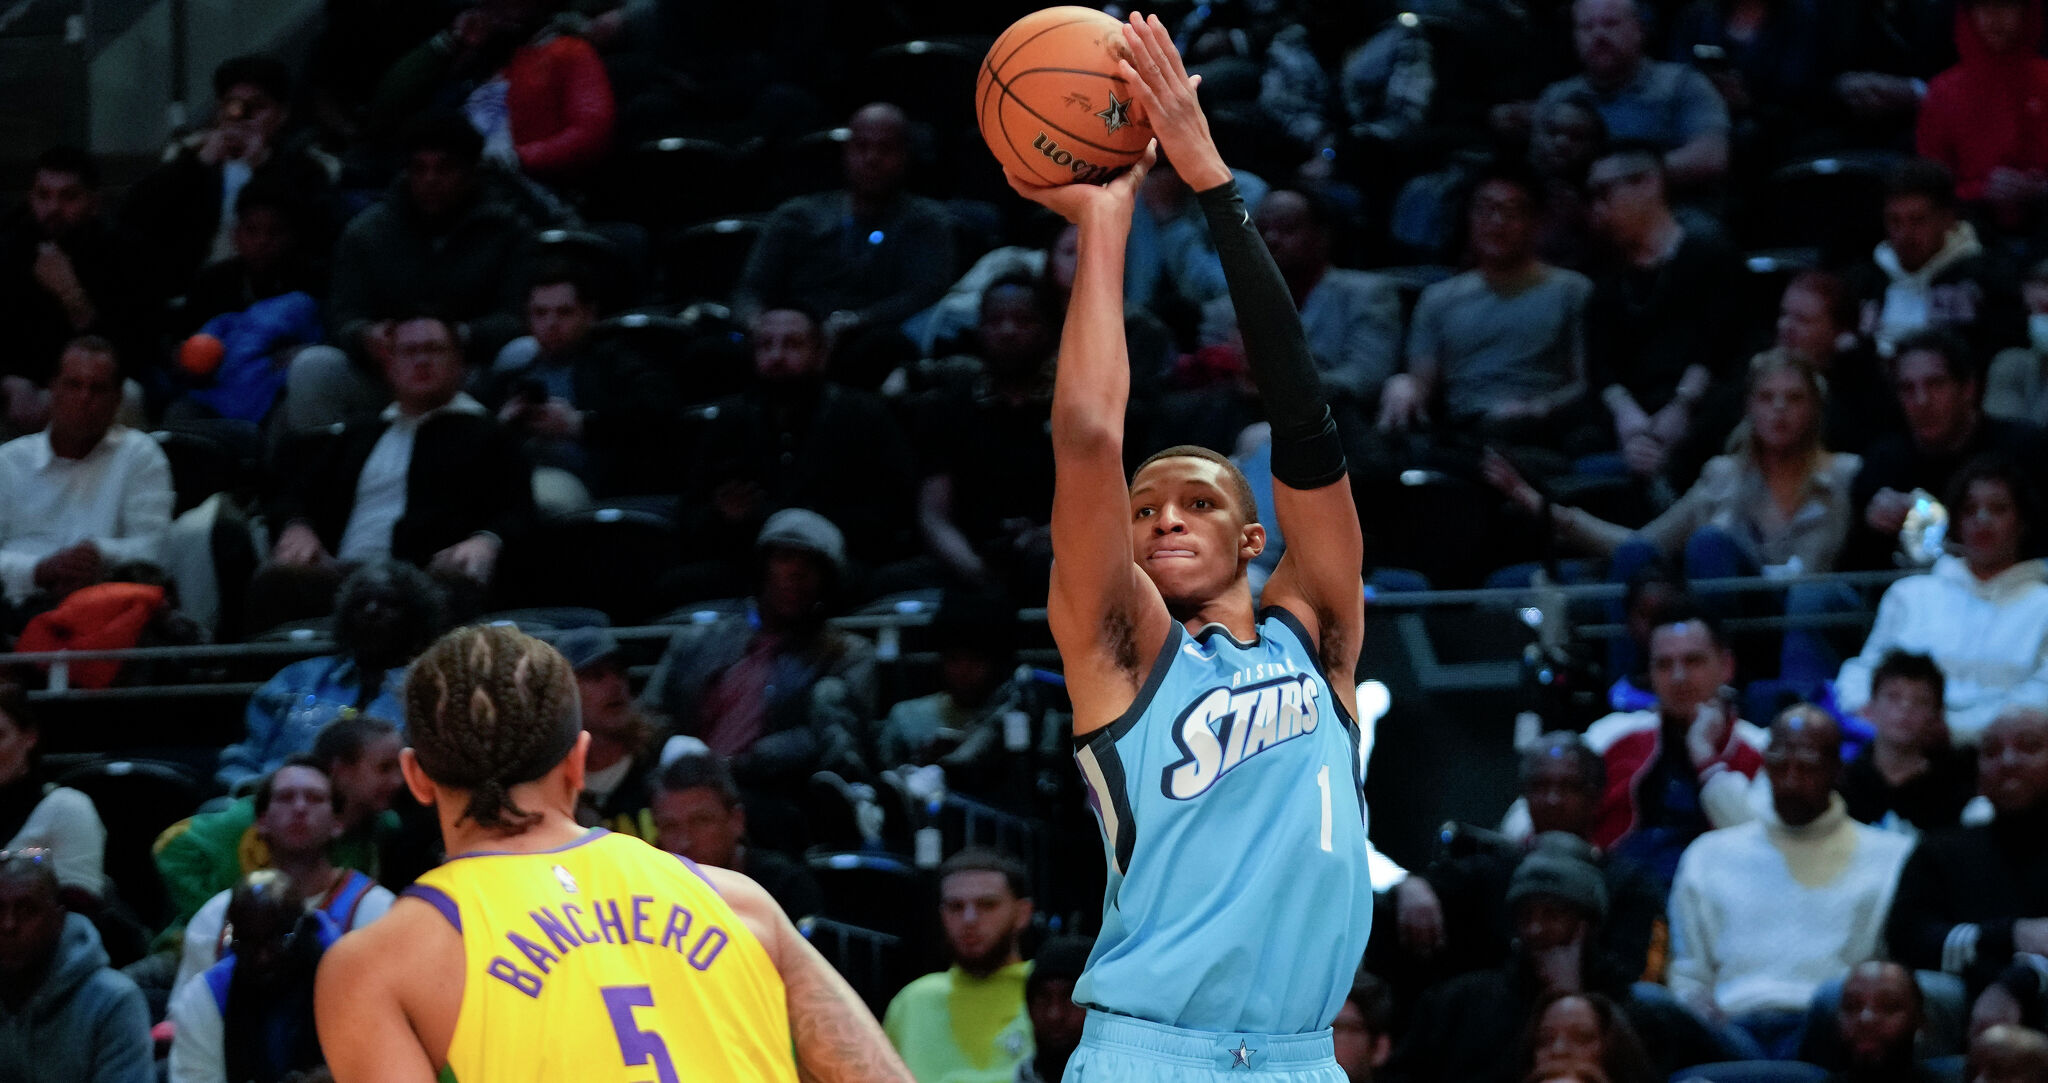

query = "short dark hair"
[[1890, 327, 1976, 384], [385, 308, 467, 353], [1886, 159, 1959, 212], [656, 753, 742, 807], [1261, 186, 1341, 233], [35, 146, 99, 189], [938, 847, 1032, 901], [1025, 935, 1093, 1000], [753, 304, 825, 341], [60, 334, 119, 371], [213, 54, 292, 103], [1648, 600, 1727, 651], [254, 755, 337, 816], [1134, 444, 1261, 526], [1520, 731, 1605, 793], [1946, 453, 2040, 555], [400, 111, 485, 165], [979, 272, 1061, 329], [233, 175, 306, 225], [527, 262, 600, 311], [1469, 159, 1547, 213], [1870, 649, 1946, 705], [310, 715, 400, 771]]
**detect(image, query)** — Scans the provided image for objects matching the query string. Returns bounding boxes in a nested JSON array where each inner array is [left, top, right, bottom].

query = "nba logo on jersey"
[[552, 865, 578, 894]]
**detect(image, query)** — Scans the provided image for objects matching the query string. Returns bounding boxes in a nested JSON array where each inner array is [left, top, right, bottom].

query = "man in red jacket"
[[1578, 605, 1767, 886], [1919, 0, 2048, 231]]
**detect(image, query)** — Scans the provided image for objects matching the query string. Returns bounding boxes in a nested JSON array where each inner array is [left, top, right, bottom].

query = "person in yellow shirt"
[[314, 623, 910, 1083], [884, 849, 1034, 1083]]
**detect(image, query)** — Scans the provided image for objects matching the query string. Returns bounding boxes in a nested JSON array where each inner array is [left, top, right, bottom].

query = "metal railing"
[[0, 567, 1915, 702]]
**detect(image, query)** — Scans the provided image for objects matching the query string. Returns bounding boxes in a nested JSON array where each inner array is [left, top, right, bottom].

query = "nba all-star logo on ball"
[[977, 6, 1155, 186]]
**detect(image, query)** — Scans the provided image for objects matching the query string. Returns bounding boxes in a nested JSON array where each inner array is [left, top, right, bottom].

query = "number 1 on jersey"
[[602, 985, 680, 1083], [1315, 765, 1333, 852]]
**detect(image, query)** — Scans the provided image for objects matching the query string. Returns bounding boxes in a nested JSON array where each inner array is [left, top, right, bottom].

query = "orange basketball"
[[977, 6, 1153, 187]]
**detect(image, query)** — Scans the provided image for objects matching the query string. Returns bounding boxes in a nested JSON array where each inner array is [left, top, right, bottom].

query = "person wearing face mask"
[[1985, 259, 2048, 427], [1837, 455, 2048, 743]]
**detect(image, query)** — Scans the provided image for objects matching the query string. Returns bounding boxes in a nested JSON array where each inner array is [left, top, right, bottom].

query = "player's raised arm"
[[1006, 147, 1174, 728], [1120, 13, 1364, 707]]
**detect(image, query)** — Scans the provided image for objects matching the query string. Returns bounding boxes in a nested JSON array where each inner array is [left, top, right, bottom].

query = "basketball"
[[977, 7, 1153, 187], [178, 333, 225, 378]]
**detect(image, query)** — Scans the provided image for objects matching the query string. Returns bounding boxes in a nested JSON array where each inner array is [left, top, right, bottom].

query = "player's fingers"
[[1146, 13, 1192, 81], [1122, 15, 1178, 90], [1124, 139, 1160, 186]]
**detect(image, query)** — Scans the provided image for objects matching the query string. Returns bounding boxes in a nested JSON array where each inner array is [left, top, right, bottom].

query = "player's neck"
[[438, 806, 589, 860], [1173, 591, 1258, 643]]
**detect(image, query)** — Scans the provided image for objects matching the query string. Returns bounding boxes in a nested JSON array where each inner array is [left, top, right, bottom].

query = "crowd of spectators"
[[13, 0, 2048, 1080]]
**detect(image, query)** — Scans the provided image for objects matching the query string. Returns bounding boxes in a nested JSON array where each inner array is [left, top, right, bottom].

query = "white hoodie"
[[1870, 221, 1984, 358], [1836, 554, 2048, 742]]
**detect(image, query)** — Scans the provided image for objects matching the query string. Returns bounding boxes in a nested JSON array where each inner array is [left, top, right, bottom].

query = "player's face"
[[1839, 965, 1919, 1068], [331, 734, 404, 818], [259, 766, 340, 855], [939, 870, 1028, 975], [1647, 620, 1731, 723], [652, 787, 744, 869], [1129, 457, 1260, 606]]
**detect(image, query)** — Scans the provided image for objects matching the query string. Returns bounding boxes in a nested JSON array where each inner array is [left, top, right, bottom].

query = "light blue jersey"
[[1071, 607, 1374, 1036]]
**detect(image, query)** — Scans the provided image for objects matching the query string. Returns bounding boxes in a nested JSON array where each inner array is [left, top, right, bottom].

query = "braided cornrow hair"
[[404, 624, 581, 832]]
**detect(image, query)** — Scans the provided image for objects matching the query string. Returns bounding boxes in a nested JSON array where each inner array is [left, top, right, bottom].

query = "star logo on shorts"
[[1230, 1040, 1256, 1069], [1096, 91, 1132, 134]]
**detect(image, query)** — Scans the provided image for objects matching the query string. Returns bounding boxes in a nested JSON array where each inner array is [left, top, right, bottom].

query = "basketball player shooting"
[[312, 625, 911, 1083], [1003, 13, 1374, 1082]]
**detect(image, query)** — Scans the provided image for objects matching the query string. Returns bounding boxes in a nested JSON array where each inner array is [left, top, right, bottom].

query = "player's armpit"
[[315, 927, 441, 1083], [1262, 479, 1365, 717]]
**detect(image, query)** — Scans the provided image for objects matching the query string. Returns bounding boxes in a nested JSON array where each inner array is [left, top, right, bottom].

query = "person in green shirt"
[[884, 848, 1035, 1083], [154, 714, 404, 931]]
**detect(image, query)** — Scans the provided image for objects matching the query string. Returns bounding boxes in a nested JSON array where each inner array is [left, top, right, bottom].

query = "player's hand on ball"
[[1005, 140, 1158, 224], [1117, 13, 1228, 191]]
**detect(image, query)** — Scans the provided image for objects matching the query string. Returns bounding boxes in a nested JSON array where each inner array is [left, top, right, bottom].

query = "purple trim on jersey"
[[444, 827, 610, 863], [403, 884, 462, 932], [674, 853, 724, 896]]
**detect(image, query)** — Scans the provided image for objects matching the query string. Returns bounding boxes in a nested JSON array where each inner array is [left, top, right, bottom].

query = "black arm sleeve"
[[1193, 180, 1345, 488]]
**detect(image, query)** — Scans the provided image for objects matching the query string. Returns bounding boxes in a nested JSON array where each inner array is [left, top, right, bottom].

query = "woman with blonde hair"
[[1489, 349, 1862, 688]]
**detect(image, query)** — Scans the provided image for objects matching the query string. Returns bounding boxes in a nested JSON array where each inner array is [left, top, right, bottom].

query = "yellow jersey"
[[405, 829, 798, 1083]]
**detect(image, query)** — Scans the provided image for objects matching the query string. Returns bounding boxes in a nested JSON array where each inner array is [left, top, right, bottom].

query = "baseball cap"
[[756, 508, 846, 573]]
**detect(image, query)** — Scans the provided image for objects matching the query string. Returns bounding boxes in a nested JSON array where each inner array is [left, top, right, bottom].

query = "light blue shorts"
[[1062, 1011, 1345, 1081]]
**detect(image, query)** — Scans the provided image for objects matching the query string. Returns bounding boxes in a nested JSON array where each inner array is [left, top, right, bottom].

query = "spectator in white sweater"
[[1836, 455, 2048, 743], [1667, 705, 1914, 1060]]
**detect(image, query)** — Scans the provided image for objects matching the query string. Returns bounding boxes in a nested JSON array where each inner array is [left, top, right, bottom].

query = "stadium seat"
[[619, 137, 757, 230], [658, 216, 762, 305], [805, 851, 928, 942], [799, 916, 910, 1015], [501, 508, 681, 626], [773, 128, 852, 202], [805, 771, 871, 853], [152, 429, 247, 517], [53, 758, 209, 928], [1761, 152, 1899, 264]]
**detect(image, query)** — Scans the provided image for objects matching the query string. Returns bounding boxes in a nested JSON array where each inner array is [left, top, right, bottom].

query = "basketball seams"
[[977, 8, 1146, 185], [998, 68, 1149, 156]]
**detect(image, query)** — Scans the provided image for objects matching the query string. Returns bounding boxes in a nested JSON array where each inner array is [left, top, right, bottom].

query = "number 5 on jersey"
[[603, 985, 680, 1083]]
